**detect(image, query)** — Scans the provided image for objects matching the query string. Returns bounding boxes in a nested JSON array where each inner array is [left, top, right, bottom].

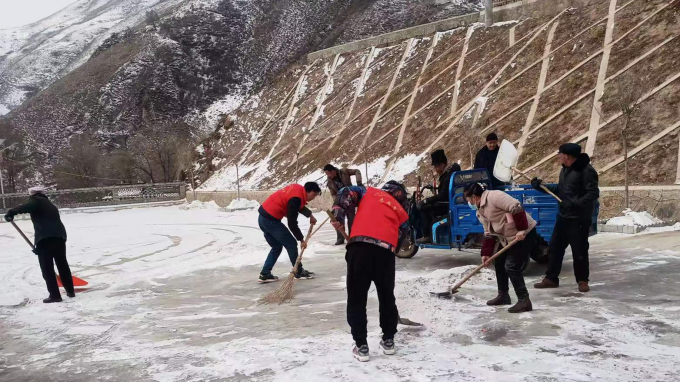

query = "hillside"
[[0, 0, 482, 186], [197, 0, 680, 191]]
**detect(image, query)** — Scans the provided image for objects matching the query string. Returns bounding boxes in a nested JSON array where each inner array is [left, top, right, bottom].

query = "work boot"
[[67, 291, 76, 298], [415, 236, 432, 244], [507, 297, 533, 313], [295, 268, 315, 280], [43, 296, 63, 304], [258, 273, 279, 283], [379, 338, 395, 355], [353, 344, 370, 362], [486, 292, 511, 306], [578, 281, 590, 293], [533, 278, 558, 289]]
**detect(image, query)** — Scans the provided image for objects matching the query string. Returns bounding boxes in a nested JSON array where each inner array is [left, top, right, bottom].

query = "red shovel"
[[10, 221, 88, 287]]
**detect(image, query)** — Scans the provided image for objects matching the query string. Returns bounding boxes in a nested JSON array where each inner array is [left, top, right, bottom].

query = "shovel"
[[430, 238, 520, 299], [493, 140, 562, 202], [11, 221, 88, 287], [325, 210, 423, 327]]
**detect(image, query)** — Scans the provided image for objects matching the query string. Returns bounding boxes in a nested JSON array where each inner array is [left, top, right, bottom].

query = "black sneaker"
[[353, 344, 369, 362], [380, 338, 395, 355], [295, 268, 315, 280], [258, 273, 279, 283], [67, 291, 76, 298], [43, 296, 63, 303], [334, 239, 345, 246]]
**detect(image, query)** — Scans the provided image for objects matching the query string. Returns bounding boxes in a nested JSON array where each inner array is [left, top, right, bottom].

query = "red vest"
[[351, 187, 409, 248], [261, 184, 308, 220]]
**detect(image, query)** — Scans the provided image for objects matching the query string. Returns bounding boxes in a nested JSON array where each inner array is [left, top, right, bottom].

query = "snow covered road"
[[1, 204, 679, 381]]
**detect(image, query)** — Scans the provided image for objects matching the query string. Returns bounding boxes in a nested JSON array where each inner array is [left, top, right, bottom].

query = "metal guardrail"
[[0, 183, 186, 214], [493, 0, 524, 6]]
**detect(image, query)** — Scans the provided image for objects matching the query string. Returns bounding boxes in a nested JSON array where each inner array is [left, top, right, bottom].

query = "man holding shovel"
[[323, 164, 362, 245], [4, 186, 74, 303], [258, 182, 320, 283], [332, 181, 409, 362], [464, 182, 537, 313], [531, 143, 599, 292]]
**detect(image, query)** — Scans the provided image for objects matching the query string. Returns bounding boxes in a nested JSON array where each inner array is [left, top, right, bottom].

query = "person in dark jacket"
[[258, 182, 320, 283], [323, 164, 363, 245], [332, 181, 409, 362], [416, 149, 461, 244], [531, 143, 600, 292], [474, 132, 504, 188], [4, 186, 74, 303]]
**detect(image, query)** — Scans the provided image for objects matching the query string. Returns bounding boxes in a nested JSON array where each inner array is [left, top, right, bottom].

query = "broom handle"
[[451, 238, 520, 292], [291, 217, 330, 273], [325, 210, 349, 241], [11, 221, 35, 249], [511, 167, 562, 203]]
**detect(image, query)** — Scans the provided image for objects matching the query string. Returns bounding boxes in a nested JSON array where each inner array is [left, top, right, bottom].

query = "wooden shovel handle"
[[11, 221, 35, 249], [512, 167, 563, 203], [326, 210, 350, 240], [451, 238, 520, 293]]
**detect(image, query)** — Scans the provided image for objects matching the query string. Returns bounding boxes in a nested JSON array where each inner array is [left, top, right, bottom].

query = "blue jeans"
[[259, 214, 300, 275]]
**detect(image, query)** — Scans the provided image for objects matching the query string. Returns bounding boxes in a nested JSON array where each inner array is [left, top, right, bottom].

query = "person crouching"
[[464, 182, 537, 313], [332, 181, 409, 362]]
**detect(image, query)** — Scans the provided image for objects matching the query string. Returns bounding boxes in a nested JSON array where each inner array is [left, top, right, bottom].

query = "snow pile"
[[226, 198, 259, 210], [643, 222, 680, 234], [606, 209, 662, 227], [179, 200, 221, 211]]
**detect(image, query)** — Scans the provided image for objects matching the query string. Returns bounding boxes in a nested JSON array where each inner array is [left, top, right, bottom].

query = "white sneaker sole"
[[381, 347, 396, 355], [295, 275, 315, 280], [353, 353, 370, 362], [258, 278, 279, 283]]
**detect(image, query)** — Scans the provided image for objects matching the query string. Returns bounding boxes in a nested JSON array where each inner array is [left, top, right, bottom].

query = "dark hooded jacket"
[[474, 146, 503, 187], [426, 163, 462, 205], [542, 153, 599, 220], [6, 194, 67, 246]]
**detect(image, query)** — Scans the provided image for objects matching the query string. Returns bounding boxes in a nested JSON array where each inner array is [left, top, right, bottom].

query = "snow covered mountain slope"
[[0, 0, 183, 114]]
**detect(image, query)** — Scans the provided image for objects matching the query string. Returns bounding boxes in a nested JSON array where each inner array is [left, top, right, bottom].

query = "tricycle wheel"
[[396, 236, 419, 259]]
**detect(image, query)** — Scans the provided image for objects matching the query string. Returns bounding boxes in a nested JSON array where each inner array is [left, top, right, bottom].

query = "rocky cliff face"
[[1, 0, 482, 184]]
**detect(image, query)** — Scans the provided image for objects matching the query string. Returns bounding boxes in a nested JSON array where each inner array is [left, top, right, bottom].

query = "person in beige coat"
[[464, 182, 538, 313], [324, 164, 363, 245]]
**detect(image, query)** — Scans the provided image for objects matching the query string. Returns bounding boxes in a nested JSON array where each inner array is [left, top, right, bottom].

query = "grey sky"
[[0, 0, 78, 29]]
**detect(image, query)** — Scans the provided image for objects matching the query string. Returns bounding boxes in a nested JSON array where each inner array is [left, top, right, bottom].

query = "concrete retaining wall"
[[307, 0, 595, 61]]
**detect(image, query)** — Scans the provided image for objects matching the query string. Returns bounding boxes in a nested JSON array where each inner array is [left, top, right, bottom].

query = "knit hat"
[[430, 149, 448, 166], [558, 143, 581, 157]]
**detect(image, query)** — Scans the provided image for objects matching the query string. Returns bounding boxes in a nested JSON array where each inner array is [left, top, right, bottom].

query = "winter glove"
[[4, 213, 13, 222], [530, 177, 543, 191]]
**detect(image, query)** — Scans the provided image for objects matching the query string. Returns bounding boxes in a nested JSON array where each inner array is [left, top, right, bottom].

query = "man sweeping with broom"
[[258, 182, 321, 283], [331, 181, 409, 362]]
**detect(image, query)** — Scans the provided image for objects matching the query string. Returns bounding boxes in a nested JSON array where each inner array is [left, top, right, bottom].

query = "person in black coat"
[[416, 149, 461, 244], [474, 133, 504, 188], [4, 186, 74, 303], [531, 143, 600, 293]]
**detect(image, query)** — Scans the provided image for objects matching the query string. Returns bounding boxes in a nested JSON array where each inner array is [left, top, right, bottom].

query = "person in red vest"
[[258, 182, 321, 283], [331, 181, 409, 362]]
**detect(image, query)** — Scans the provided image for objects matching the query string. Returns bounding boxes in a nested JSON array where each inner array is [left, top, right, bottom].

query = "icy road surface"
[[0, 204, 679, 381]]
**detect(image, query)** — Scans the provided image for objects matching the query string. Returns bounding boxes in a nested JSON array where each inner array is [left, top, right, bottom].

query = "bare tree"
[[597, 74, 647, 210], [104, 150, 139, 184], [55, 136, 102, 188], [130, 126, 191, 184]]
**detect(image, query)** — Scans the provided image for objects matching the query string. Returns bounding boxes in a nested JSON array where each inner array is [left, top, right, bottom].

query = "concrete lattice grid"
[[206, 0, 680, 190]]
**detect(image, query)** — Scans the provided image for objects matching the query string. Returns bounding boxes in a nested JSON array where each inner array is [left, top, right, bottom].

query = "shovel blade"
[[57, 275, 89, 287], [398, 317, 424, 327], [493, 140, 519, 183], [429, 291, 453, 299]]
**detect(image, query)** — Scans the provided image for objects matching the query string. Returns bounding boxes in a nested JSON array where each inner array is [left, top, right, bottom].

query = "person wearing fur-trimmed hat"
[[531, 143, 599, 293], [415, 149, 461, 244], [4, 186, 74, 303]]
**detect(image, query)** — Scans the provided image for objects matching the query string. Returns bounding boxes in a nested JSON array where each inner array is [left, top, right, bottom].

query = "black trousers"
[[494, 228, 536, 299], [546, 216, 591, 284], [337, 207, 355, 242], [421, 203, 449, 238], [36, 238, 74, 298], [346, 242, 399, 346]]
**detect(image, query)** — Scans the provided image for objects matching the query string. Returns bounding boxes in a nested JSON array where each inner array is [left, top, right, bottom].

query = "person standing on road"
[[474, 132, 504, 188], [531, 143, 599, 292], [332, 181, 409, 362], [416, 149, 461, 244], [323, 164, 362, 245], [4, 186, 74, 303], [258, 182, 320, 283], [464, 182, 537, 313]]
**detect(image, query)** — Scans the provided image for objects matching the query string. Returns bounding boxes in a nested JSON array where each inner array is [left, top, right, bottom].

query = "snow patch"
[[606, 209, 662, 227], [226, 199, 259, 210], [180, 200, 221, 211]]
